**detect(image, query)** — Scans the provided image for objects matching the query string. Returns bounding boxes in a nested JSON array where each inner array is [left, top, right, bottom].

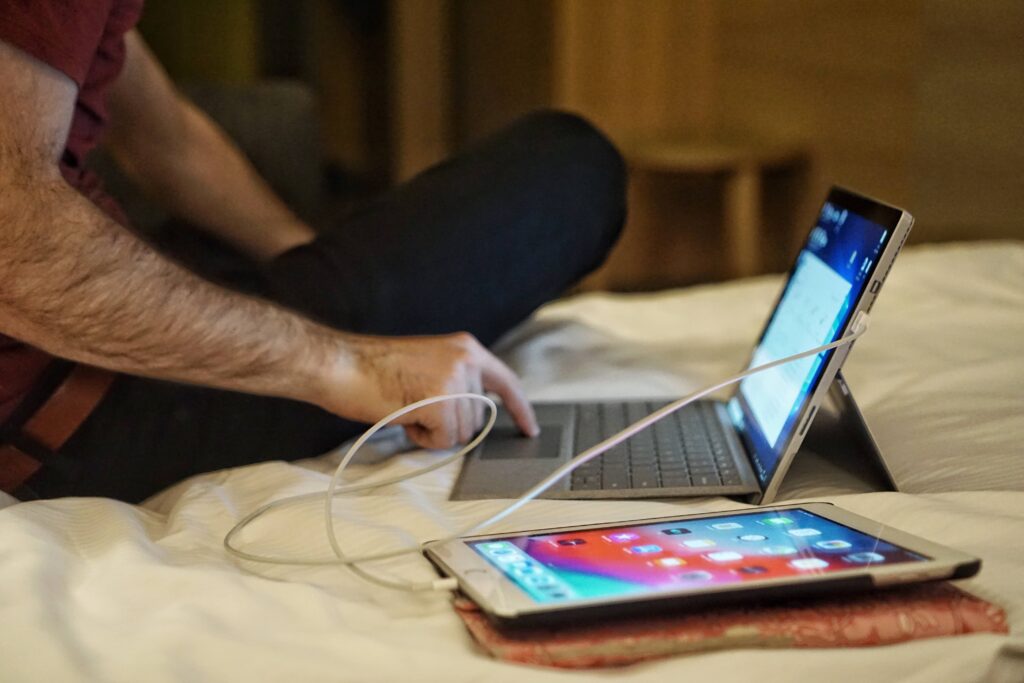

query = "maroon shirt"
[[0, 0, 144, 422]]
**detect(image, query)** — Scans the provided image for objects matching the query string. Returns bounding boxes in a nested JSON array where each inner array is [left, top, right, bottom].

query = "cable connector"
[[850, 310, 871, 335], [431, 578, 459, 592]]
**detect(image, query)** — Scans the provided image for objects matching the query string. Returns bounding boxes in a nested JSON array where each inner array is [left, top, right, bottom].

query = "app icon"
[[676, 571, 713, 582], [790, 558, 829, 570], [653, 557, 686, 568], [546, 590, 570, 600], [557, 538, 587, 546], [682, 539, 716, 549], [787, 528, 822, 537], [487, 546, 515, 556], [761, 545, 798, 555], [710, 522, 743, 530], [706, 551, 743, 563], [736, 565, 769, 575], [510, 562, 541, 575], [606, 532, 640, 543], [482, 542, 511, 552], [524, 573, 556, 587], [629, 544, 663, 555], [844, 552, 885, 564], [759, 517, 794, 526], [738, 534, 767, 542], [661, 528, 692, 535], [815, 540, 852, 550]]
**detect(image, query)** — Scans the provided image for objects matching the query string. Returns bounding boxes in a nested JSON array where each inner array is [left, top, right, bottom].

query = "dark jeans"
[[26, 111, 625, 503]]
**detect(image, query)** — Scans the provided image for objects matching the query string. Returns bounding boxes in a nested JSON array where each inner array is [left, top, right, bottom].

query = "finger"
[[405, 424, 454, 451], [404, 404, 458, 450], [468, 372, 485, 433], [478, 352, 539, 437], [456, 396, 475, 445]]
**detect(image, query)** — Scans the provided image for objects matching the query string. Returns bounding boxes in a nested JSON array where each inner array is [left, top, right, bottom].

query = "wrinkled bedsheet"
[[2, 241, 1022, 682]]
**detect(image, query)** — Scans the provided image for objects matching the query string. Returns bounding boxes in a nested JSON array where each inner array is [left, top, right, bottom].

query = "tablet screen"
[[730, 196, 894, 486], [469, 508, 927, 604]]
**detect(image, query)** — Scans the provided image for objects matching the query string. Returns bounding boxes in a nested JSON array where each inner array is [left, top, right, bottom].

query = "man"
[[0, 2, 624, 502]]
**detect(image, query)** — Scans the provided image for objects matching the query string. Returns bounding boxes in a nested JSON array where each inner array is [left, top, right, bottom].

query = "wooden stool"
[[583, 138, 812, 291]]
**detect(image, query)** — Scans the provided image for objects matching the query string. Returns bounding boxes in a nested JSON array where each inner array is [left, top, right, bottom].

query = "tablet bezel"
[[423, 502, 980, 626]]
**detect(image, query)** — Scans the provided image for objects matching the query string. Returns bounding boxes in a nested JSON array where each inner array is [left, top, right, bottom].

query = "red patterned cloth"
[[454, 583, 1007, 669], [0, 0, 144, 423]]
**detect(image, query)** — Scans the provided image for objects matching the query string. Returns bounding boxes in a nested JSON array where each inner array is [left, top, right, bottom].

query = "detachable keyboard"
[[568, 401, 744, 491]]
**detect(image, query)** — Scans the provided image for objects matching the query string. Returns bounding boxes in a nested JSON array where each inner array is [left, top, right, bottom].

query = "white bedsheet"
[[2, 241, 1022, 682]]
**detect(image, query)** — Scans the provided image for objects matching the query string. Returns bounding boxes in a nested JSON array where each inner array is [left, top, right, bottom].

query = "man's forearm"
[[116, 98, 315, 260], [0, 169, 541, 444], [0, 170, 342, 405], [106, 32, 315, 261]]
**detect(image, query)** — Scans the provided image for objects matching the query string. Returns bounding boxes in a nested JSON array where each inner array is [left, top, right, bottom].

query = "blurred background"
[[128, 0, 1024, 291]]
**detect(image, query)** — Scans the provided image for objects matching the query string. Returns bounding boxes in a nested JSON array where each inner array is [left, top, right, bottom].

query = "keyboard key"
[[602, 469, 630, 489], [626, 402, 648, 424], [572, 475, 602, 490], [632, 466, 658, 485], [600, 444, 629, 466], [576, 405, 602, 449], [601, 403, 627, 434], [662, 472, 690, 487]]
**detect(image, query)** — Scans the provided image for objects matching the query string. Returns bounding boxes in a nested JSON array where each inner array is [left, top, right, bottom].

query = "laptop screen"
[[728, 192, 895, 486]]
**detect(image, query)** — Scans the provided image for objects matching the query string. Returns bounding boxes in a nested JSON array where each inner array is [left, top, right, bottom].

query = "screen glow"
[[470, 509, 926, 604], [732, 203, 890, 483]]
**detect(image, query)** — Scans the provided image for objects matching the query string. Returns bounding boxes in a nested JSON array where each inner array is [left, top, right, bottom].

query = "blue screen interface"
[[728, 201, 890, 485]]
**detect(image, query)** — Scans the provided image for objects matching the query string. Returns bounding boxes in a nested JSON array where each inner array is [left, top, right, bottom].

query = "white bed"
[[2, 241, 1022, 682]]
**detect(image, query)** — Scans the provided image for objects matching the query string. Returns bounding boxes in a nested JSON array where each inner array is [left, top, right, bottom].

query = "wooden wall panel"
[[910, 0, 1024, 240], [385, 0, 1024, 290], [311, 0, 386, 179], [140, 0, 260, 84], [712, 1, 923, 228], [452, 0, 555, 145], [712, 0, 1024, 243], [388, 0, 454, 181], [552, 0, 716, 143]]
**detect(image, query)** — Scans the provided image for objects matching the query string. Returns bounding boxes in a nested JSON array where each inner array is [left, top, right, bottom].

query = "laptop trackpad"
[[449, 405, 573, 500], [479, 425, 562, 459]]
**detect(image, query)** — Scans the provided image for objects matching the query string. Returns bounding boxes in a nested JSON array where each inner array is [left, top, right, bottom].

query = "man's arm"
[[0, 39, 537, 448], [105, 31, 315, 261]]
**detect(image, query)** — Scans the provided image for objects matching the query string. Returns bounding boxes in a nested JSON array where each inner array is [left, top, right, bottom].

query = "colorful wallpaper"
[[471, 509, 927, 604]]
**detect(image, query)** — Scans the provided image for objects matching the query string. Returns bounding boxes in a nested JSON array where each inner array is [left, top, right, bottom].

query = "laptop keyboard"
[[569, 401, 744, 491]]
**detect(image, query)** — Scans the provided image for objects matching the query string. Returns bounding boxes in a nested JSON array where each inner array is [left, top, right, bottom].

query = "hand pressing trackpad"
[[478, 425, 562, 460]]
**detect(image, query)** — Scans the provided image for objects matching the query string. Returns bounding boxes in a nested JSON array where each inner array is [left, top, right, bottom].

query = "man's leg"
[[265, 110, 625, 344], [27, 111, 624, 502]]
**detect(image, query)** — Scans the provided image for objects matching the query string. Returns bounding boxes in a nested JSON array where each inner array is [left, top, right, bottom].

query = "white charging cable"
[[223, 312, 870, 592]]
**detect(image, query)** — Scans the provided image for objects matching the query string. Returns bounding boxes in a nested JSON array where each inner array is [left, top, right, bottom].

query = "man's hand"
[[318, 332, 539, 450]]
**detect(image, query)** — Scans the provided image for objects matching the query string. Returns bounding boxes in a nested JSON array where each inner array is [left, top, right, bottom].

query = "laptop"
[[451, 187, 914, 505]]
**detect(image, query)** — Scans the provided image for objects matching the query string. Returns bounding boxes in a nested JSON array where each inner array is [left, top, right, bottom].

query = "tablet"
[[423, 503, 980, 626]]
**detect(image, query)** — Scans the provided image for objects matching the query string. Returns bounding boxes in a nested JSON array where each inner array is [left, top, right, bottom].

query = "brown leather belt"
[[0, 365, 115, 495]]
